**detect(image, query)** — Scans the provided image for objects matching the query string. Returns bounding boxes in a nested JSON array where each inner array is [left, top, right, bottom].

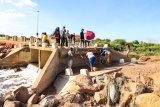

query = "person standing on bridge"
[[80, 29, 85, 47], [61, 26, 66, 47], [52, 27, 61, 46], [42, 32, 50, 46]]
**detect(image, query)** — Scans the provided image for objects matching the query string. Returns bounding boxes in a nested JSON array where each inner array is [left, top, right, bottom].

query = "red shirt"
[[55, 32, 60, 38]]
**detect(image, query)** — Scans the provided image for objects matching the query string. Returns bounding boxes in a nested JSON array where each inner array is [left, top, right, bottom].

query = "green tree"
[[110, 39, 126, 51]]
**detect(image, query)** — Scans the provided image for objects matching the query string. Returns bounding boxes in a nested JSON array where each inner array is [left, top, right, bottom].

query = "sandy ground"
[[120, 57, 160, 86]]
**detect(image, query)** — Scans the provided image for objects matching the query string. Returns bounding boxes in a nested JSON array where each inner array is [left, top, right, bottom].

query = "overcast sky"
[[0, 0, 160, 43]]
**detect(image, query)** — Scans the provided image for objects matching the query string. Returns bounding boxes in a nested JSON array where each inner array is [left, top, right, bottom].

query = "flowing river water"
[[0, 64, 39, 97]]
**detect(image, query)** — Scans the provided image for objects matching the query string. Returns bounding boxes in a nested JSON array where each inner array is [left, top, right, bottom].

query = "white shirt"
[[86, 52, 95, 59]]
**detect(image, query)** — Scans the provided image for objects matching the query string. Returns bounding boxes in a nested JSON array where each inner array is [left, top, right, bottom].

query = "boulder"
[[39, 95, 58, 107], [78, 85, 96, 95], [93, 83, 105, 91], [61, 102, 81, 107], [141, 76, 154, 86], [75, 74, 91, 85], [103, 74, 110, 84], [4, 100, 23, 107], [0, 53, 6, 59], [0, 97, 4, 106], [119, 91, 132, 107], [39, 94, 45, 101], [113, 72, 123, 78], [28, 94, 39, 106], [14, 86, 30, 103], [135, 93, 160, 107], [94, 90, 107, 104], [72, 93, 83, 103]]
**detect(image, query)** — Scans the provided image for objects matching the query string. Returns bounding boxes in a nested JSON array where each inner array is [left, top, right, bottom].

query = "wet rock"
[[28, 94, 39, 106], [4, 100, 23, 107], [14, 66, 22, 72], [39, 95, 58, 107], [14, 86, 30, 103], [94, 90, 107, 104], [135, 93, 160, 107], [75, 74, 92, 85], [0, 97, 4, 106], [61, 102, 81, 107]]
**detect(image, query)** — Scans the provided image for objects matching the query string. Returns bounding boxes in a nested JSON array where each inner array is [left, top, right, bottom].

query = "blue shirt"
[[101, 49, 108, 55]]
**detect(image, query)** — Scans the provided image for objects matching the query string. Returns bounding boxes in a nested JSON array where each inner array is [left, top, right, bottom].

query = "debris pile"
[[0, 42, 14, 59]]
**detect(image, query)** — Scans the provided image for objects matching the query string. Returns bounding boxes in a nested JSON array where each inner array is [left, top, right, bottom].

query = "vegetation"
[[0, 34, 5, 37], [93, 38, 160, 57]]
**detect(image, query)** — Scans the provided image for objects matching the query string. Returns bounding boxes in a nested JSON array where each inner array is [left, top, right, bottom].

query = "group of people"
[[52, 26, 76, 47], [67, 46, 111, 72], [41, 26, 76, 47], [41, 26, 92, 48]]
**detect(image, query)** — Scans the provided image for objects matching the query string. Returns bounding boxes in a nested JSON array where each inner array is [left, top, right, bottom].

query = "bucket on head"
[[65, 68, 73, 76], [42, 43, 47, 47], [119, 59, 125, 64]]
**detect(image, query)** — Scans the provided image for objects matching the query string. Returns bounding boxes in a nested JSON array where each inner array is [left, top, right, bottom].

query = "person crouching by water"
[[100, 47, 109, 64], [86, 50, 96, 72], [42, 32, 50, 46], [68, 47, 74, 69]]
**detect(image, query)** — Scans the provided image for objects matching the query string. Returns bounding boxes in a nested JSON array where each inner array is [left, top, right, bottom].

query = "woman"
[[86, 50, 96, 72], [42, 32, 50, 46], [53, 27, 61, 46]]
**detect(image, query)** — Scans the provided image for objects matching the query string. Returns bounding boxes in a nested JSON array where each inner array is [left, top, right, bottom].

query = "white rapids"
[[0, 64, 39, 97]]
